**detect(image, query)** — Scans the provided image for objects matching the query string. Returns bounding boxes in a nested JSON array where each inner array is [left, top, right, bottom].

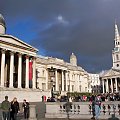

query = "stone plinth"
[[29, 105, 37, 120], [0, 88, 51, 103]]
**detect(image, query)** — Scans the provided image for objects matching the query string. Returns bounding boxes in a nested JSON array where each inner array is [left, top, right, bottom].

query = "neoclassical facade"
[[88, 73, 100, 93], [36, 53, 89, 95], [0, 15, 37, 89], [100, 23, 120, 93], [0, 14, 90, 102]]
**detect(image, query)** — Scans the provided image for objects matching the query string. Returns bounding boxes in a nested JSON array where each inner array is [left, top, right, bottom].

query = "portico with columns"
[[0, 37, 38, 89], [0, 13, 89, 102], [36, 55, 87, 96], [101, 69, 120, 93], [100, 22, 120, 93]]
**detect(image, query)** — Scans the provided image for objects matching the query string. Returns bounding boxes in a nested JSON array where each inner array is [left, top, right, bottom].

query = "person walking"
[[91, 95, 96, 120], [95, 95, 102, 120], [1, 96, 11, 120], [10, 97, 20, 120], [22, 99, 29, 119]]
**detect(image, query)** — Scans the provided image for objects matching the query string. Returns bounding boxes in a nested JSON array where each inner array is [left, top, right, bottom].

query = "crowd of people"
[[1, 96, 29, 120], [46, 92, 120, 102]]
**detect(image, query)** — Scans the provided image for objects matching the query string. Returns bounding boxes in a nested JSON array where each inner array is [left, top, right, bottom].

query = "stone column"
[[111, 79, 113, 93], [77, 74, 80, 92], [102, 80, 105, 93], [0, 50, 5, 87], [69, 73, 71, 92], [9, 52, 14, 88], [32, 57, 36, 89], [106, 79, 109, 93], [18, 53, 22, 88], [65, 72, 68, 91], [115, 78, 118, 92], [55, 69, 58, 91], [29, 105, 37, 120], [62, 70, 64, 91], [46, 69, 48, 90], [25, 56, 29, 88]]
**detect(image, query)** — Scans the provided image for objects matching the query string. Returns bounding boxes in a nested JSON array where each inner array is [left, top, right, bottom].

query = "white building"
[[0, 14, 90, 102], [100, 23, 120, 93], [88, 73, 100, 93], [36, 53, 89, 95]]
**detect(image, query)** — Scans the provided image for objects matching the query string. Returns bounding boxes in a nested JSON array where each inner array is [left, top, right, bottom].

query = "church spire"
[[114, 21, 120, 48], [112, 21, 120, 70]]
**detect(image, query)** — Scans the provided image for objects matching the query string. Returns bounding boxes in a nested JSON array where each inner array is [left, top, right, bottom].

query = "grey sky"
[[1, 0, 120, 73]]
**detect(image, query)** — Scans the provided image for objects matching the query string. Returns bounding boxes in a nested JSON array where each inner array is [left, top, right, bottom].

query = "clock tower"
[[112, 23, 120, 70]]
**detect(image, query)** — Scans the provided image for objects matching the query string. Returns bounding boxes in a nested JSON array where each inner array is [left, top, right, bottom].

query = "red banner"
[[29, 60, 33, 80]]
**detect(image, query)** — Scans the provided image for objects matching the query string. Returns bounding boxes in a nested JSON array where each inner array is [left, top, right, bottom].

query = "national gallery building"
[[0, 14, 90, 102]]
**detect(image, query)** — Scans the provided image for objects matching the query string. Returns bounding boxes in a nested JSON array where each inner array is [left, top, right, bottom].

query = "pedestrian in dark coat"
[[22, 99, 29, 119], [10, 97, 20, 120], [1, 96, 11, 120], [91, 95, 96, 120]]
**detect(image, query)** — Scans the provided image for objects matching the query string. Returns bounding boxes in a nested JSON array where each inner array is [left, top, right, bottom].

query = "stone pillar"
[[29, 105, 37, 120], [9, 52, 14, 88], [69, 73, 71, 92], [62, 70, 64, 91], [102, 80, 105, 93], [55, 69, 58, 91], [25, 56, 29, 88], [106, 79, 109, 93], [32, 57, 36, 89], [46, 69, 48, 90], [111, 79, 113, 93], [18, 53, 22, 88], [115, 78, 118, 92], [0, 50, 5, 87], [65, 72, 68, 91], [77, 74, 80, 92]]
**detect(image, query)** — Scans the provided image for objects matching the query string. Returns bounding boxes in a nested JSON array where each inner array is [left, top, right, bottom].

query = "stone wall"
[[45, 101, 120, 119], [0, 88, 51, 103]]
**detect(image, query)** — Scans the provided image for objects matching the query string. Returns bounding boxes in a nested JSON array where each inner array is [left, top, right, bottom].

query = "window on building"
[[116, 54, 119, 60], [42, 83, 46, 90], [79, 85, 81, 92], [42, 70, 45, 76], [68, 85, 70, 91], [72, 85, 74, 91], [117, 64, 119, 67], [85, 87, 87, 92]]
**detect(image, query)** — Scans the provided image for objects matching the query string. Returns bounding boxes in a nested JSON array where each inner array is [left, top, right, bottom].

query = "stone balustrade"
[[45, 101, 120, 119]]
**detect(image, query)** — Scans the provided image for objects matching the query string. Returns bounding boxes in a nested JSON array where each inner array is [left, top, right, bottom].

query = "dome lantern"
[[70, 53, 77, 66]]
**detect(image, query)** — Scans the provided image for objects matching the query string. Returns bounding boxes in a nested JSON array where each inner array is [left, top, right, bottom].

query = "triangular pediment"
[[0, 34, 38, 52], [102, 69, 120, 77]]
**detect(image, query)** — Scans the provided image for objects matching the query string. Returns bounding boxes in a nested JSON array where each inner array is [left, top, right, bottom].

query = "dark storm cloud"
[[1, 0, 120, 72]]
